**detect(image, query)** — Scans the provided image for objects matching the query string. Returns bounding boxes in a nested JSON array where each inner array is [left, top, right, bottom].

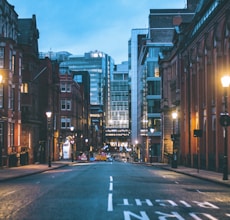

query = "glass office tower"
[[106, 61, 130, 151], [59, 50, 114, 148]]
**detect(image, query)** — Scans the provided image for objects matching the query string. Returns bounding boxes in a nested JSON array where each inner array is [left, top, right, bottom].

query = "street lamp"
[[135, 140, 138, 152], [171, 111, 178, 168], [85, 138, 88, 150], [149, 128, 155, 163], [46, 111, 52, 167], [70, 126, 75, 162], [220, 75, 230, 180]]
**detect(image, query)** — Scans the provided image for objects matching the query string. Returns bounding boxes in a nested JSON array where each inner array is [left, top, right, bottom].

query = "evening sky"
[[9, 0, 186, 63]]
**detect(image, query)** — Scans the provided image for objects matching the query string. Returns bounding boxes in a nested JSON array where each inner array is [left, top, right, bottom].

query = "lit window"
[[0, 85, 3, 108], [21, 83, 28, 93], [154, 67, 159, 77], [0, 47, 4, 68]]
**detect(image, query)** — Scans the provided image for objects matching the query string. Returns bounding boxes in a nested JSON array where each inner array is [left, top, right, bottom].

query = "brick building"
[[0, 1, 22, 167], [19, 15, 61, 165], [72, 71, 90, 154], [136, 0, 199, 163], [59, 68, 83, 159], [38, 58, 60, 162], [160, 0, 230, 173], [18, 15, 41, 165]]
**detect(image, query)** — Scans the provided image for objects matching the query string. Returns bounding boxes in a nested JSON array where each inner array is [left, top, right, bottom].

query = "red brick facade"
[[160, 0, 230, 172]]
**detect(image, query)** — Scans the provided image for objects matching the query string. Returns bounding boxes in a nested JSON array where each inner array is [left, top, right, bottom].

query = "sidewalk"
[[0, 161, 71, 182], [153, 163, 230, 187], [0, 161, 229, 187]]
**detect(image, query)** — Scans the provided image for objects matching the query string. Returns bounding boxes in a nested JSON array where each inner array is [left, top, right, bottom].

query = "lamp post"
[[46, 111, 52, 167], [135, 140, 139, 162], [146, 133, 149, 163], [171, 111, 178, 168], [221, 75, 230, 180], [135, 140, 138, 149], [149, 128, 154, 163], [70, 126, 75, 162], [85, 138, 88, 150], [0, 74, 3, 168], [85, 138, 88, 160]]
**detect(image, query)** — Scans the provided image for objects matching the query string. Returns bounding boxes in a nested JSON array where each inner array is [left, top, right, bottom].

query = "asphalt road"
[[0, 161, 229, 220]]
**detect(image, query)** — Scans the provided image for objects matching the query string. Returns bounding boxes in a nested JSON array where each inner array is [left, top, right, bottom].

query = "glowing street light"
[[171, 111, 178, 168], [220, 75, 230, 180], [70, 126, 75, 162], [46, 111, 52, 167]]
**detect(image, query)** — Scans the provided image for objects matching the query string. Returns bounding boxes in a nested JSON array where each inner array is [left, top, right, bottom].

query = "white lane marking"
[[110, 176, 113, 182], [109, 182, 113, 191], [180, 200, 191, 207], [123, 198, 131, 206], [108, 193, 113, 211], [196, 189, 204, 194]]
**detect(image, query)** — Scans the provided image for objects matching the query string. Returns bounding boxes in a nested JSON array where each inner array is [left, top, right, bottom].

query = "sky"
[[9, 0, 186, 64]]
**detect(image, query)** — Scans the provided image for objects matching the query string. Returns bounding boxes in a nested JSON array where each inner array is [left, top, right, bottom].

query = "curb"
[[158, 165, 230, 188]]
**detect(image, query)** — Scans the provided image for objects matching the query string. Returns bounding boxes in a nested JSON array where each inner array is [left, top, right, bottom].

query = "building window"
[[60, 83, 65, 92], [154, 67, 160, 77], [19, 57, 22, 76], [148, 100, 161, 113], [9, 123, 14, 147], [61, 99, 71, 111], [0, 85, 3, 108], [148, 118, 161, 132], [74, 75, 82, 83], [61, 117, 71, 129], [12, 55, 16, 74], [66, 84, 71, 92], [9, 88, 15, 110], [0, 123, 3, 147], [21, 83, 29, 93], [60, 83, 71, 93], [148, 81, 160, 95], [0, 47, 4, 68]]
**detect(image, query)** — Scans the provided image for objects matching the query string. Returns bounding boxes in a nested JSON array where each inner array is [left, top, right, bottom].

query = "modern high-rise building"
[[146, 0, 199, 163], [129, 28, 162, 162], [140, 46, 162, 162], [129, 28, 148, 149], [130, 0, 199, 162], [59, 50, 114, 149], [105, 61, 130, 151]]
